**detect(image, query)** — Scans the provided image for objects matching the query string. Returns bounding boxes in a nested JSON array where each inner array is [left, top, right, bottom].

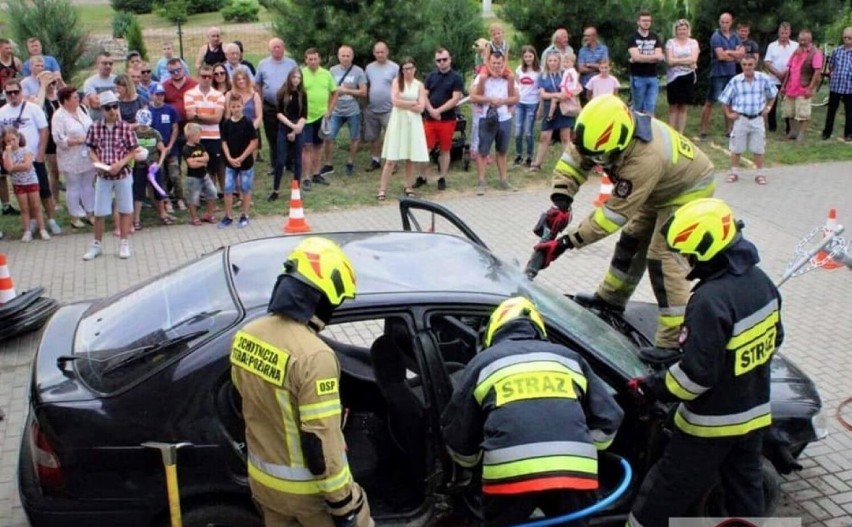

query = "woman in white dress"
[[378, 57, 428, 200]]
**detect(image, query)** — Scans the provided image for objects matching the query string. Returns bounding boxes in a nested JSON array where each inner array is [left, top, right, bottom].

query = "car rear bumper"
[[18, 421, 155, 527]]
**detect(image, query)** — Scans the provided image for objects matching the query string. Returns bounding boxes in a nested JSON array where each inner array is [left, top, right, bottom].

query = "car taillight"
[[29, 420, 65, 493]]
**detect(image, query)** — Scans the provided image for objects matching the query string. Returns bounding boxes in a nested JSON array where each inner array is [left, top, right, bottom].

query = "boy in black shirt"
[[181, 123, 217, 226], [220, 92, 258, 229]]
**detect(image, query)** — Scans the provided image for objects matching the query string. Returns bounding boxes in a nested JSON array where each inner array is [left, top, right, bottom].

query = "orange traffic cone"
[[593, 172, 614, 207], [816, 208, 843, 270], [283, 179, 312, 234], [0, 253, 16, 304]]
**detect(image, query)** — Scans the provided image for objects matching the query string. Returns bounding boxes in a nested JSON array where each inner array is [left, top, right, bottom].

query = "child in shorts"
[[181, 123, 217, 226], [219, 93, 258, 229], [132, 108, 169, 228], [1, 126, 48, 241]]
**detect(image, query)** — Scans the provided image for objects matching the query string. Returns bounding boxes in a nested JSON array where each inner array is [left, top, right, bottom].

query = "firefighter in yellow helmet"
[[441, 296, 623, 527], [230, 237, 373, 527], [532, 94, 716, 361], [625, 199, 783, 526]]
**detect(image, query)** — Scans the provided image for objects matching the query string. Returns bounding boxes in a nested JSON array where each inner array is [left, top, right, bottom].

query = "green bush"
[[187, 0, 219, 14], [112, 11, 134, 38], [126, 16, 148, 61], [110, 0, 153, 15], [222, 0, 260, 23], [6, 0, 89, 84], [825, 0, 852, 46], [155, 0, 188, 23]]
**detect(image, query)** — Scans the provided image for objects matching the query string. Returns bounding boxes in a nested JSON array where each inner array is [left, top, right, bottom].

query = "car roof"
[[228, 231, 523, 308]]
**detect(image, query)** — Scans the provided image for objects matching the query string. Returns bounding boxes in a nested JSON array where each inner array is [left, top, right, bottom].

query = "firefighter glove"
[[627, 376, 650, 404], [544, 206, 573, 236], [533, 236, 574, 269]]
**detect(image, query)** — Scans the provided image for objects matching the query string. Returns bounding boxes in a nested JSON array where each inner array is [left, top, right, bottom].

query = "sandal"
[[133, 222, 143, 231], [528, 164, 541, 172], [160, 217, 174, 225], [376, 190, 386, 201], [725, 173, 739, 183], [754, 175, 767, 185], [404, 187, 415, 198], [189, 217, 202, 226]]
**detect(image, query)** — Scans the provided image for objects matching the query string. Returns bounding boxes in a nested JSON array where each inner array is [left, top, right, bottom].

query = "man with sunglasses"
[[421, 47, 464, 191], [83, 90, 138, 261], [83, 52, 117, 121]]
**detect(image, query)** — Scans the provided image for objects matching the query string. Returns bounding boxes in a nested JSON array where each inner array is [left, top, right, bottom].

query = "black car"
[[19, 199, 827, 527]]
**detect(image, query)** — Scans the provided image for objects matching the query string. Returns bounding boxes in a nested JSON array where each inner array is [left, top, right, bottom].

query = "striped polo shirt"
[[184, 86, 225, 140]]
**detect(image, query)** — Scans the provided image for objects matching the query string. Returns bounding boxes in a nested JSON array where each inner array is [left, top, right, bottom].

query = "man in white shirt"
[[364, 41, 398, 172], [764, 22, 799, 133], [470, 52, 519, 196]]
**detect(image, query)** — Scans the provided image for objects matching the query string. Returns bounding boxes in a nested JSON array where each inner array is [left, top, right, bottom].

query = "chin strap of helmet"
[[267, 274, 324, 324]]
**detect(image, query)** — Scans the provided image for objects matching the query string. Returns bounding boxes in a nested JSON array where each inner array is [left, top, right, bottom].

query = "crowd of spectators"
[[0, 14, 851, 245]]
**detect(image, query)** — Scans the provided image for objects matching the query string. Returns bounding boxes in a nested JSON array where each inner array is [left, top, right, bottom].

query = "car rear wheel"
[[691, 457, 781, 516], [173, 503, 263, 527]]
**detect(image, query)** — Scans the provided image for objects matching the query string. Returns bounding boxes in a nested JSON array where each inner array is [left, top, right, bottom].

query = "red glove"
[[545, 206, 572, 235], [627, 377, 650, 404], [533, 236, 573, 269]]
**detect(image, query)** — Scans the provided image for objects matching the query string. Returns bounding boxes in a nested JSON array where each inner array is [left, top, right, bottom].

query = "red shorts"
[[13, 183, 39, 195], [424, 119, 456, 151]]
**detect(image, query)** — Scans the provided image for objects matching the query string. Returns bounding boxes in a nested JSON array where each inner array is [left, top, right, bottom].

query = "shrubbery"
[[222, 0, 261, 23], [110, 0, 153, 15]]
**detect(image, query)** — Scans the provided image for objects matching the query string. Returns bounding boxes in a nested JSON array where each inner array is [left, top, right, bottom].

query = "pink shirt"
[[785, 48, 823, 98], [585, 74, 621, 99]]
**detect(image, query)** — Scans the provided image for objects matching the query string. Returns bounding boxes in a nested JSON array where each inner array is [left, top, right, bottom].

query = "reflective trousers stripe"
[[484, 441, 597, 465], [674, 403, 772, 438], [248, 458, 352, 495], [483, 475, 598, 495]]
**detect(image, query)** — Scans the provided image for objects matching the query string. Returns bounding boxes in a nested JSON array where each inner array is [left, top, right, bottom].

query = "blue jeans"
[[630, 76, 659, 114], [514, 102, 537, 158], [274, 123, 304, 190]]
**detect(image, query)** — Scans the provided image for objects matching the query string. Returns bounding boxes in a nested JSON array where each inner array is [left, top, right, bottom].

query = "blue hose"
[[512, 456, 633, 527]]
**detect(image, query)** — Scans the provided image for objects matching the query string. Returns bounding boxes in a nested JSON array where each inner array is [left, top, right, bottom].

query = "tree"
[[268, 0, 481, 77], [6, 0, 89, 84]]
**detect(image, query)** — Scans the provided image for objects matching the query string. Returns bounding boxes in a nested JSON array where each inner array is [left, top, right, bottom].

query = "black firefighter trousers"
[[628, 429, 765, 527]]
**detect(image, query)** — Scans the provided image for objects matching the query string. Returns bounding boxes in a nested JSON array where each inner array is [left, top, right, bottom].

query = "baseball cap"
[[148, 82, 165, 96], [98, 90, 118, 106], [136, 108, 152, 127]]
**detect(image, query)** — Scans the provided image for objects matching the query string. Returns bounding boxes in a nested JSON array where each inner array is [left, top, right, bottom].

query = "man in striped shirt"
[[718, 55, 777, 185], [185, 64, 225, 193]]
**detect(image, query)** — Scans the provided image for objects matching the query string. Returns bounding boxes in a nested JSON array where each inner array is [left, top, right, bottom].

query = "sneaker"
[[177, 199, 187, 211], [301, 178, 313, 191], [218, 216, 234, 229], [319, 164, 334, 176], [21, 230, 33, 243], [525, 157, 532, 168], [118, 239, 131, 259], [476, 182, 486, 196], [437, 177, 446, 191], [345, 163, 354, 177], [39, 229, 51, 240], [267, 191, 279, 202], [498, 179, 516, 191], [30, 218, 37, 234], [366, 159, 381, 172], [513, 155, 523, 167], [70, 218, 86, 229], [312, 174, 330, 186], [82, 241, 102, 261], [165, 201, 175, 214], [238, 214, 249, 229], [413, 176, 428, 189], [1, 203, 19, 216], [48, 218, 61, 235]]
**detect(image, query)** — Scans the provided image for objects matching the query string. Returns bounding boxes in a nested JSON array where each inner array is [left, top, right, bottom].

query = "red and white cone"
[[816, 208, 843, 270], [0, 253, 17, 304], [594, 172, 614, 207], [283, 180, 312, 234]]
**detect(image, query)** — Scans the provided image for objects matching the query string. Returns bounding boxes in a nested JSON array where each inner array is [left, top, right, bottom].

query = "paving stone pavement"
[[2, 161, 852, 526]]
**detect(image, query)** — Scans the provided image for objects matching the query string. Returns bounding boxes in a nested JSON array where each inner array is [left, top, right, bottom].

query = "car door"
[[399, 197, 490, 249]]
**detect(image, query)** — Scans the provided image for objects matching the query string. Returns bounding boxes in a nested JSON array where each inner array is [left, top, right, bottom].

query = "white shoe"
[[118, 239, 131, 259], [29, 218, 37, 234], [48, 218, 61, 235], [39, 229, 51, 240], [21, 230, 33, 243], [83, 241, 102, 260]]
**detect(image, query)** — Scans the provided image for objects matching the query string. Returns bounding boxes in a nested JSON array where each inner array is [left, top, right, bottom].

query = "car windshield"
[[525, 281, 649, 378], [73, 251, 240, 393]]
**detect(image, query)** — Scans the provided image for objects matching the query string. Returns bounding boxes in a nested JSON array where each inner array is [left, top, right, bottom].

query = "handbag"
[[482, 105, 499, 134], [559, 96, 581, 117]]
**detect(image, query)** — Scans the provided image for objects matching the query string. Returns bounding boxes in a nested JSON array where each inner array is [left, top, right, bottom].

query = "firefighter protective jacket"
[[644, 238, 784, 438], [441, 322, 624, 495], [231, 313, 364, 516], [551, 114, 715, 249]]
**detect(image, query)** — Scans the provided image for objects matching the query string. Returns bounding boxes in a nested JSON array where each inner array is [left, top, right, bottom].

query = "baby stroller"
[[429, 113, 471, 171]]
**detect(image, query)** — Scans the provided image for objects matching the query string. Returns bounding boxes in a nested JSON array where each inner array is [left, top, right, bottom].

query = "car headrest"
[[370, 335, 407, 384]]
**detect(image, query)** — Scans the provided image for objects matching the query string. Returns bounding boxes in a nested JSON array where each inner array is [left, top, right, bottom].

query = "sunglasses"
[[141, 69, 152, 74], [402, 65, 415, 71], [435, 57, 449, 63], [4, 89, 20, 95], [200, 74, 213, 79], [168, 69, 182, 74], [103, 103, 119, 111], [214, 71, 227, 76]]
